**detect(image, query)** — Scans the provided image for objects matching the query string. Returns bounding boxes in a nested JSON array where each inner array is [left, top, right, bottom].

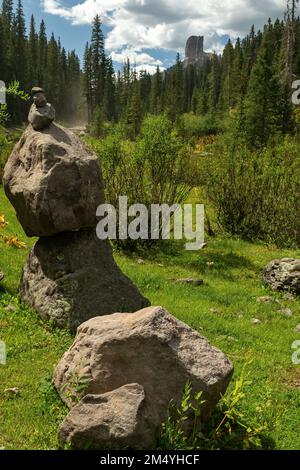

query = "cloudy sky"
[[22, 0, 287, 72]]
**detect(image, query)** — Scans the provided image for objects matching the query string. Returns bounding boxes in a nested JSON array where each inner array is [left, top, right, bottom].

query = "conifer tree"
[[28, 14, 38, 85], [90, 15, 106, 113], [150, 66, 162, 114], [37, 19, 47, 87], [208, 53, 221, 113], [103, 57, 116, 122], [83, 42, 93, 122], [219, 40, 234, 112], [244, 23, 290, 147]]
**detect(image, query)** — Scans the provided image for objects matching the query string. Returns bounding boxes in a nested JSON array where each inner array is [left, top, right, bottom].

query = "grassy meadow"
[[0, 185, 300, 450]]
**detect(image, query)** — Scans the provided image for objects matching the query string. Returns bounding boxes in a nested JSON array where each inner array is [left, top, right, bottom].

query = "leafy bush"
[[89, 115, 199, 248], [203, 134, 300, 247], [0, 130, 13, 181], [179, 113, 223, 142], [0, 82, 29, 181], [159, 367, 281, 450], [0, 128, 22, 181]]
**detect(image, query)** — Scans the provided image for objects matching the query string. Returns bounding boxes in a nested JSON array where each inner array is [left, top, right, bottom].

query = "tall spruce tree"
[[150, 66, 162, 114], [37, 19, 47, 87], [244, 23, 291, 147], [90, 15, 106, 114], [28, 14, 38, 86]]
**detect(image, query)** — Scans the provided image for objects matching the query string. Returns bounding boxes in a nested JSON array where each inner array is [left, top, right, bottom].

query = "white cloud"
[[42, 0, 287, 69], [110, 48, 163, 66]]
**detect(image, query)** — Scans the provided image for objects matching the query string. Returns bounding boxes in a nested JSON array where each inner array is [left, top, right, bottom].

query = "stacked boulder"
[[3, 88, 149, 331], [28, 87, 55, 131], [54, 306, 234, 449]]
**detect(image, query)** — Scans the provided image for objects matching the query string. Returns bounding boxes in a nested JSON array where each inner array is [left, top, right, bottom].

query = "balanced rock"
[[3, 123, 105, 237], [59, 384, 155, 450], [20, 229, 149, 331], [31, 87, 47, 108], [33, 93, 47, 108], [264, 258, 300, 296], [54, 306, 233, 448], [28, 102, 55, 131]]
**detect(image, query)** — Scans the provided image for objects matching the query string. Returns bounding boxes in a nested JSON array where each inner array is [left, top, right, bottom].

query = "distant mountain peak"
[[184, 36, 209, 66]]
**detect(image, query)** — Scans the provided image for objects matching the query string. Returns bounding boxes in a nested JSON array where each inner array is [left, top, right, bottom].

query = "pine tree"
[[103, 57, 116, 122], [12, 0, 27, 85], [1, 0, 13, 25], [0, 15, 5, 77], [47, 33, 60, 107], [219, 40, 234, 112], [66, 50, 81, 121], [139, 69, 151, 114], [90, 15, 106, 113], [37, 20, 47, 87], [28, 14, 38, 86], [244, 24, 290, 147], [284, 0, 300, 84], [125, 70, 142, 139], [166, 53, 184, 120], [83, 42, 93, 122], [207, 53, 221, 113], [150, 65, 162, 114], [231, 38, 244, 104], [1, 0, 14, 82]]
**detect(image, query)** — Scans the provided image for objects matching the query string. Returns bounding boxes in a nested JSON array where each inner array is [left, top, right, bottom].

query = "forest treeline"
[[83, 2, 300, 147], [1, 0, 300, 144], [0, 0, 299, 248], [0, 0, 81, 123]]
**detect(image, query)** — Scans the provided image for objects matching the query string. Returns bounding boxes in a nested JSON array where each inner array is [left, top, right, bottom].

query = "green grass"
[[0, 186, 300, 450]]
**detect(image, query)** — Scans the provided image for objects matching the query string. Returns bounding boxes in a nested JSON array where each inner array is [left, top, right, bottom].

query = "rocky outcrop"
[[3, 123, 105, 237], [54, 306, 233, 448], [184, 36, 209, 67], [58, 384, 155, 450], [263, 258, 300, 296], [3, 87, 149, 330], [20, 229, 149, 331]]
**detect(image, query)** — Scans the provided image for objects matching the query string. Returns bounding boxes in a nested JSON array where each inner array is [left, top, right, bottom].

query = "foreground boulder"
[[54, 306, 233, 448], [20, 229, 149, 331], [59, 384, 155, 450], [264, 258, 300, 296], [3, 123, 104, 237]]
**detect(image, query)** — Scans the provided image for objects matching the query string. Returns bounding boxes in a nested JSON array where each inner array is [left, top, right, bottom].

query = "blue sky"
[[20, 1, 287, 73]]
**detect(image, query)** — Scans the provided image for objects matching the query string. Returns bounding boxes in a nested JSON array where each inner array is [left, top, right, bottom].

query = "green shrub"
[[179, 113, 222, 142], [89, 115, 199, 248], [0, 129, 15, 181], [159, 367, 281, 450], [203, 134, 300, 247]]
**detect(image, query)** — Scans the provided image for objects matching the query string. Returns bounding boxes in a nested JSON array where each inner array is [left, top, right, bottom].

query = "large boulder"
[[263, 258, 300, 296], [59, 384, 156, 450], [3, 123, 104, 237], [20, 229, 149, 332], [54, 306, 233, 448]]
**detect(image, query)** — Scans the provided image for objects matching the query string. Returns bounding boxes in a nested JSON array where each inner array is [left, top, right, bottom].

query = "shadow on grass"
[[116, 238, 259, 282]]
